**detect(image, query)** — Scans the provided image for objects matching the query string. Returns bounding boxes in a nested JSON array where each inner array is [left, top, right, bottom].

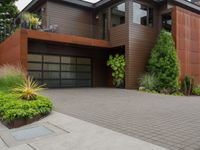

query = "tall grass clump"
[[0, 65, 25, 92], [139, 73, 158, 91]]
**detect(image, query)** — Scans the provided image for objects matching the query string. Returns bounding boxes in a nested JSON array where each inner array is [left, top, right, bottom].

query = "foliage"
[[148, 29, 180, 93], [107, 54, 125, 87], [13, 77, 44, 101], [182, 75, 194, 96], [139, 88, 159, 94], [0, 65, 25, 92], [0, 92, 52, 123], [21, 12, 41, 29], [171, 92, 185, 96], [192, 86, 200, 96], [0, 0, 19, 41], [139, 73, 158, 91]]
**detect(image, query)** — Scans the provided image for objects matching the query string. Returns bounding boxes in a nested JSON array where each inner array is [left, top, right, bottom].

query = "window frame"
[[132, 1, 154, 28], [111, 1, 126, 27]]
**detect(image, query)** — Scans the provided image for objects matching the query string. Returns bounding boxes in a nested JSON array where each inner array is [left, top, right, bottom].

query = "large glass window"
[[111, 2, 125, 27], [133, 2, 153, 27]]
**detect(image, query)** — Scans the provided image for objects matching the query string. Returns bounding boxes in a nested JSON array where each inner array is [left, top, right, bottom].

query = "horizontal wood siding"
[[126, 0, 159, 88], [110, 24, 128, 47], [174, 6, 200, 84], [46, 0, 93, 38]]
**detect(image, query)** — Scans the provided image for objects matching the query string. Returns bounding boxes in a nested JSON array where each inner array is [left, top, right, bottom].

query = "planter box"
[[2, 114, 46, 129]]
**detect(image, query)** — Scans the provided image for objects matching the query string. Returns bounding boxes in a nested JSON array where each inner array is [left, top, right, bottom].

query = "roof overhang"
[[172, 0, 200, 13], [19, 0, 200, 14]]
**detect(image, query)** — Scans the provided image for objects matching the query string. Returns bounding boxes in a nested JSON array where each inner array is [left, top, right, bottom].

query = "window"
[[162, 13, 172, 32], [133, 2, 153, 27], [111, 2, 125, 27]]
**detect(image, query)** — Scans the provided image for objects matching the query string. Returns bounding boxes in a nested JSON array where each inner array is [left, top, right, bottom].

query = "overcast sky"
[[15, 0, 100, 11]]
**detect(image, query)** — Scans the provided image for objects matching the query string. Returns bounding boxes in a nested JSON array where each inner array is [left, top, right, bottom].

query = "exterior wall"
[[0, 30, 28, 70], [46, 0, 94, 38], [173, 6, 200, 84], [28, 40, 108, 87], [125, 0, 161, 88]]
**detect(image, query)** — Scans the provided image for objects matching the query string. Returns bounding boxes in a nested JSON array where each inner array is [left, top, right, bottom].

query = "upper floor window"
[[111, 2, 125, 27], [133, 2, 153, 27], [162, 13, 172, 32]]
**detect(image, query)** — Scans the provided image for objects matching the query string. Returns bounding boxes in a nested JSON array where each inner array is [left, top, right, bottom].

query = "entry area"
[[28, 54, 92, 88]]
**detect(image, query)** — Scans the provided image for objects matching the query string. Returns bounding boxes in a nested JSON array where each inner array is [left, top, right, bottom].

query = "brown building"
[[0, 0, 200, 89]]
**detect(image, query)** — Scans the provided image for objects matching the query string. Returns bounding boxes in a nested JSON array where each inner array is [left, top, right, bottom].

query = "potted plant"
[[21, 12, 41, 29], [107, 54, 125, 88], [30, 14, 41, 29], [21, 12, 31, 29]]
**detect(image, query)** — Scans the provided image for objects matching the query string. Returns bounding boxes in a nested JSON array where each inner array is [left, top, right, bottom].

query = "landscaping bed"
[[0, 65, 53, 128], [0, 92, 52, 128]]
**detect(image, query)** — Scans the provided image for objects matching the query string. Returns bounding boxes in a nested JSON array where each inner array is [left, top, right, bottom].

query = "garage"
[[28, 54, 92, 88]]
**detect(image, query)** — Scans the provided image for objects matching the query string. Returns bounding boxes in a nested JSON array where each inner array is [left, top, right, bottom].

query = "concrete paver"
[[43, 88, 200, 150]]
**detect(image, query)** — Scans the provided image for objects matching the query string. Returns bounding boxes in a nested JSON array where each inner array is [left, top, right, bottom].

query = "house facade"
[[0, 0, 200, 89]]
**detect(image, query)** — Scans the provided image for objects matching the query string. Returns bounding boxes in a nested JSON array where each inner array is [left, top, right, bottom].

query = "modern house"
[[0, 0, 200, 89]]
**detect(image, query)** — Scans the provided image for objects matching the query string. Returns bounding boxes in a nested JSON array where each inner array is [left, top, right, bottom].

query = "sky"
[[15, 0, 100, 11]]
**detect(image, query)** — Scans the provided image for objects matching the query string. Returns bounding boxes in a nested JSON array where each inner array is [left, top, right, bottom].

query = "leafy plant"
[[139, 73, 158, 91], [0, 0, 19, 41], [192, 86, 200, 96], [182, 75, 194, 96], [107, 54, 125, 88], [0, 65, 25, 92], [148, 29, 180, 93], [13, 77, 44, 101], [0, 92, 52, 123], [21, 12, 41, 29]]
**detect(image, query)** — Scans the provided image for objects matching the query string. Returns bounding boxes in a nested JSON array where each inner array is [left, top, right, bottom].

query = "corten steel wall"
[[0, 30, 28, 70], [173, 6, 200, 84]]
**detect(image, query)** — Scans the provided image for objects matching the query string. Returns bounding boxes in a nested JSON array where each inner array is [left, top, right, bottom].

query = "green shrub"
[[107, 54, 125, 88], [0, 65, 25, 92], [139, 73, 158, 90], [139, 88, 159, 94], [171, 92, 185, 96], [192, 86, 200, 96], [148, 29, 180, 93], [182, 75, 194, 96], [0, 92, 53, 123]]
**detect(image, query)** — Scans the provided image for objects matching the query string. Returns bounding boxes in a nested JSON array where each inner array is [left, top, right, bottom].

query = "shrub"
[[148, 29, 180, 93], [192, 86, 200, 96], [0, 92, 53, 123], [182, 75, 194, 96], [13, 76, 44, 100], [0, 65, 25, 92], [107, 54, 125, 88], [139, 73, 158, 90]]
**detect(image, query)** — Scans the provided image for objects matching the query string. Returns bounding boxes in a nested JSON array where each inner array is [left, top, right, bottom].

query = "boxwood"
[[0, 92, 53, 123]]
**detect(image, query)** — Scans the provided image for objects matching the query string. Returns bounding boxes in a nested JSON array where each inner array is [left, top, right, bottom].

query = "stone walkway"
[[43, 88, 200, 150], [0, 112, 166, 150]]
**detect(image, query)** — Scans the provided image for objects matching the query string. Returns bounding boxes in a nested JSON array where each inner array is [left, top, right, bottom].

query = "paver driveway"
[[43, 88, 200, 150]]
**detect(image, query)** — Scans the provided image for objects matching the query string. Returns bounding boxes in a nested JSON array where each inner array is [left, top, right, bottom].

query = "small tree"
[[148, 29, 180, 93], [107, 54, 125, 88]]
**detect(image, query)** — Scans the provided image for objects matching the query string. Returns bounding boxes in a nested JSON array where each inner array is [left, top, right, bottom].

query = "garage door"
[[28, 54, 92, 88]]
